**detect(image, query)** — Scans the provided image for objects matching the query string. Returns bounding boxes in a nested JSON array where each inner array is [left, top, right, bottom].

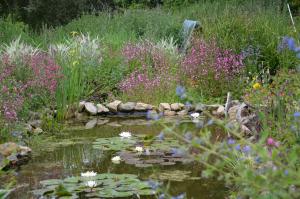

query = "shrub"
[[0, 40, 61, 121], [181, 39, 245, 98]]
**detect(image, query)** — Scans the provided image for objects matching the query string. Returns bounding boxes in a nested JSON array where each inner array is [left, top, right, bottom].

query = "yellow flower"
[[253, 82, 261, 89], [72, 61, 79, 66], [70, 31, 79, 37]]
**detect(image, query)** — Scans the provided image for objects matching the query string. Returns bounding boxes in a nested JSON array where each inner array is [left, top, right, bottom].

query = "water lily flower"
[[81, 171, 97, 177], [253, 82, 261, 89], [119, 131, 132, 138], [190, 112, 200, 119], [85, 180, 97, 188], [135, 146, 143, 152], [111, 156, 121, 164]]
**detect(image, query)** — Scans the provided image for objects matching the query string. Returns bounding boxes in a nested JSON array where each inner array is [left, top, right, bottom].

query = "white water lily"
[[135, 146, 143, 152], [85, 180, 97, 188], [119, 131, 132, 138], [81, 171, 97, 177], [190, 112, 200, 119], [111, 156, 121, 164]]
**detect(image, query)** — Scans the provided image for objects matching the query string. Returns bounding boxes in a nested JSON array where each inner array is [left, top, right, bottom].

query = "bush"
[[119, 40, 179, 104], [181, 39, 245, 98]]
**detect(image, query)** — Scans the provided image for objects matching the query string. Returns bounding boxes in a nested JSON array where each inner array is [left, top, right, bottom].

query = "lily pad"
[[34, 173, 155, 198], [92, 137, 137, 151]]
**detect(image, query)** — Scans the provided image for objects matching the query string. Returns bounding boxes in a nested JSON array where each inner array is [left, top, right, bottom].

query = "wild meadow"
[[0, 0, 300, 198]]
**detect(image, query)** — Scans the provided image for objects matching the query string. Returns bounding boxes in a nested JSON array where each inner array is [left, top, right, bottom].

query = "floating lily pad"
[[34, 173, 155, 198], [150, 170, 201, 182], [92, 137, 137, 151]]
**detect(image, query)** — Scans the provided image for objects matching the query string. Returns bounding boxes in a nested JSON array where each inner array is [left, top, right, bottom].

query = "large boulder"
[[84, 102, 98, 115], [118, 102, 136, 112], [106, 100, 122, 113], [96, 104, 109, 114], [170, 103, 185, 111], [85, 119, 98, 129], [134, 102, 153, 111], [0, 142, 31, 170], [164, 110, 176, 116]]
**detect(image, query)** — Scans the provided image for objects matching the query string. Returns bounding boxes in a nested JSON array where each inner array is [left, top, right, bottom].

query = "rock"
[[118, 102, 136, 112], [84, 102, 98, 115], [159, 103, 171, 112], [164, 110, 176, 116], [28, 120, 42, 128], [0, 142, 19, 156], [33, 127, 43, 134], [85, 119, 98, 129], [96, 104, 109, 113], [213, 105, 225, 116], [97, 119, 109, 126], [177, 110, 188, 116], [106, 100, 122, 113], [134, 102, 153, 111], [170, 103, 185, 111], [75, 111, 85, 120], [65, 106, 76, 119], [228, 105, 239, 121], [24, 124, 33, 133], [78, 101, 86, 112], [195, 103, 207, 112], [19, 146, 32, 156]]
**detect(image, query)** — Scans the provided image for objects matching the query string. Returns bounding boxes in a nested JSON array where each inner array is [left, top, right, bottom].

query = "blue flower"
[[242, 145, 251, 154], [176, 85, 186, 97], [235, 144, 241, 151], [255, 156, 262, 164], [284, 170, 289, 176], [170, 148, 186, 157], [146, 110, 162, 121], [171, 193, 185, 199], [157, 132, 165, 141], [294, 112, 300, 118], [227, 138, 235, 145], [287, 37, 296, 51], [158, 194, 165, 199]]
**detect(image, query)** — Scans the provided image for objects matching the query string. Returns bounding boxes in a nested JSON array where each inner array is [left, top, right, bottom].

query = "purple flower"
[[284, 170, 289, 176], [184, 132, 193, 141], [287, 37, 296, 51], [227, 138, 235, 145], [294, 112, 300, 118], [158, 194, 165, 199], [235, 144, 241, 151], [242, 145, 251, 154], [170, 148, 186, 157], [176, 85, 186, 97]]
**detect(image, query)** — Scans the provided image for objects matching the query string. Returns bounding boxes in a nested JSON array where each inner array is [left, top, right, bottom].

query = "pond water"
[[9, 116, 227, 199]]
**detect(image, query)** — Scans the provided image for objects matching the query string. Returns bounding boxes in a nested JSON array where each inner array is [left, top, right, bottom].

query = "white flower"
[[81, 171, 97, 177], [190, 112, 200, 119], [85, 180, 97, 188], [135, 146, 143, 152], [119, 131, 132, 138], [111, 156, 121, 164]]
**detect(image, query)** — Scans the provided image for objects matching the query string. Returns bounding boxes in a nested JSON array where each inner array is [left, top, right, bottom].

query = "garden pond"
[[8, 116, 227, 199]]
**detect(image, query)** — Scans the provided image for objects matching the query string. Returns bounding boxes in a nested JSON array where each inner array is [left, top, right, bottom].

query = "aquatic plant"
[[34, 173, 156, 198]]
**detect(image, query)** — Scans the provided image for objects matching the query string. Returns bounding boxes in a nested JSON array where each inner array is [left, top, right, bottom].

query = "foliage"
[[119, 40, 179, 104], [34, 173, 155, 198], [0, 39, 61, 122], [181, 38, 245, 98]]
